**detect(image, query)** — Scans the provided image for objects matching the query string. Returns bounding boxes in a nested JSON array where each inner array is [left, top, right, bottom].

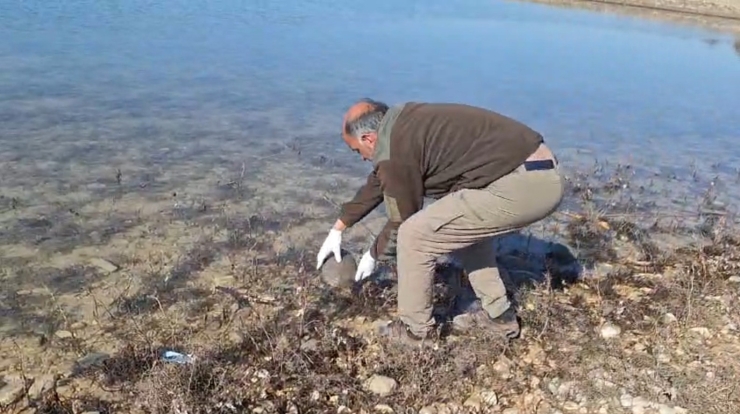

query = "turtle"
[[319, 249, 357, 289]]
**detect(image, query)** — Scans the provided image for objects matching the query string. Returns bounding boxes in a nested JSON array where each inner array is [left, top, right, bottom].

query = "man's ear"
[[361, 132, 377, 144]]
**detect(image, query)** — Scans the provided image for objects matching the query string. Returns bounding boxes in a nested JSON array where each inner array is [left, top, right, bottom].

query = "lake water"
[[1, 0, 739, 263]]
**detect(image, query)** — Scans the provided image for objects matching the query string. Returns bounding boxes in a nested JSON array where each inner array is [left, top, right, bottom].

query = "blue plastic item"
[[161, 350, 194, 364]]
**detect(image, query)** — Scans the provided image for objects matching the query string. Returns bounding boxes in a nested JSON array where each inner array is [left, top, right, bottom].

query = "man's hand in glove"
[[316, 228, 343, 270], [354, 251, 376, 281]]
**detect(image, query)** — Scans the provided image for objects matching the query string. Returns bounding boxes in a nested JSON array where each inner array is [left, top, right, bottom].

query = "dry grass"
[[2, 162, 739, 414]]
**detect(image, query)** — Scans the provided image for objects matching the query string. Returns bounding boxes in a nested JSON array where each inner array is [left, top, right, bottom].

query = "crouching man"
[[316, 98, 564, 345]]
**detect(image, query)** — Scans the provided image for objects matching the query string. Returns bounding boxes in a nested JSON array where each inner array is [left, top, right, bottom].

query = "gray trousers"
[[395, 159, 564, 336]]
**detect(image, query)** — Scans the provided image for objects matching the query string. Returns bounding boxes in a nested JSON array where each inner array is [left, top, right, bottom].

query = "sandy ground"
[[517, 0, 740, 35]]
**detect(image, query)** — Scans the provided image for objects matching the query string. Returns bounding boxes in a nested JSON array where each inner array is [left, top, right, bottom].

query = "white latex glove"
[[316, 228, 343, 270], [354, 251, 376, 282]]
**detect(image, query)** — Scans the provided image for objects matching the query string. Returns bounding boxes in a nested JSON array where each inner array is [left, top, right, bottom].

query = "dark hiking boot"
[[451, 308, 520, 339], [376, 320, 436, 347]]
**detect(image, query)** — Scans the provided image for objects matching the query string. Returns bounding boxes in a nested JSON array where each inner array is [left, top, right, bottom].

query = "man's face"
[[344, 132, 376, 161]]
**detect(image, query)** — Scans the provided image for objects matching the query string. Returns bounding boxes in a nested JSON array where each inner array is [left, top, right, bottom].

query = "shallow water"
[[0, 1, 739, 284]]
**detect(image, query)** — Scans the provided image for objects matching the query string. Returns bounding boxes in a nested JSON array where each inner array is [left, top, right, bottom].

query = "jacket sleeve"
[[370, 160, 425, 261], [338, 170, 384, 227]]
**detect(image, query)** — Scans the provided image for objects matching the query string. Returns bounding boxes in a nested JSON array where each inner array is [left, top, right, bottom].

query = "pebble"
[[363, 374, 397, 397], [463, 395, 482, 411], [419, 405, 437, 414], [657, 353, 671, 363], [445, 402, 462, 413], [656, 404, 677, 414], [530, 376, 541, 389], [728, 275, 740, 283], [493, 356, 513, 379], [55, 330, 74, 339], [689, 327, 711, 338], [630, 396, 651, 414], [562, 401, 579, 411], [600, 323, 621, 339], [70, 321, 87, 330], [620, 394, 633, 408], [502, 409, 520, 414], [464, 390, 498, 410], [480, 390, 498, 406], [557, 382, 576, 399], [662, 313, 678, 324], [374, 404, 394, 413]]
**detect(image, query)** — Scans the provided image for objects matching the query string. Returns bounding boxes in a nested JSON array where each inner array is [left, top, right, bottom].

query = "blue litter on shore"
[[161, 350, 194, 364]]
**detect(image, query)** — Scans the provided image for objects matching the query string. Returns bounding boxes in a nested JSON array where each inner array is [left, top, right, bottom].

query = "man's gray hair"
[[345, 98, 389, 139]]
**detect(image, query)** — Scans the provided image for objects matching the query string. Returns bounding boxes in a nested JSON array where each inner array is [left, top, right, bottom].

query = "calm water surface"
[[1, 0, 739, 225]]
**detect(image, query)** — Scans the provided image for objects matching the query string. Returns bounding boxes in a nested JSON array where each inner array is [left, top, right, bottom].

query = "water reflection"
[[0, 1, 738, 307]]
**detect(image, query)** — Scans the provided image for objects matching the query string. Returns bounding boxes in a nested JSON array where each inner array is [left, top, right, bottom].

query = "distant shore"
[[519, 0, 740, 35]]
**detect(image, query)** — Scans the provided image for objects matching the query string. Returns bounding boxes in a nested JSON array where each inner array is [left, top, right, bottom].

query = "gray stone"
[[27, 374, 56, 398], [319, 249, 357, 288], [88, 258, 119, 274], [73, 352, 110, 373], [363, 374, 397, 397], [0, 375, 25, 406]]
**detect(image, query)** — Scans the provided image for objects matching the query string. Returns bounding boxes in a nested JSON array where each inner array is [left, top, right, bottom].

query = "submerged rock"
[[88, 258, 119, 274]]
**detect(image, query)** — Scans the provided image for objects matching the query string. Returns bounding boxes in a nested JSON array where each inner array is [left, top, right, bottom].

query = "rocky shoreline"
[[519, 0, 740, 35], [2, 158, 738, 414]]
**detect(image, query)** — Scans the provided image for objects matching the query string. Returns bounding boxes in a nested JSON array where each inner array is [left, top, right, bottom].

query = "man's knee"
[[397, 214, 431, 251]]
